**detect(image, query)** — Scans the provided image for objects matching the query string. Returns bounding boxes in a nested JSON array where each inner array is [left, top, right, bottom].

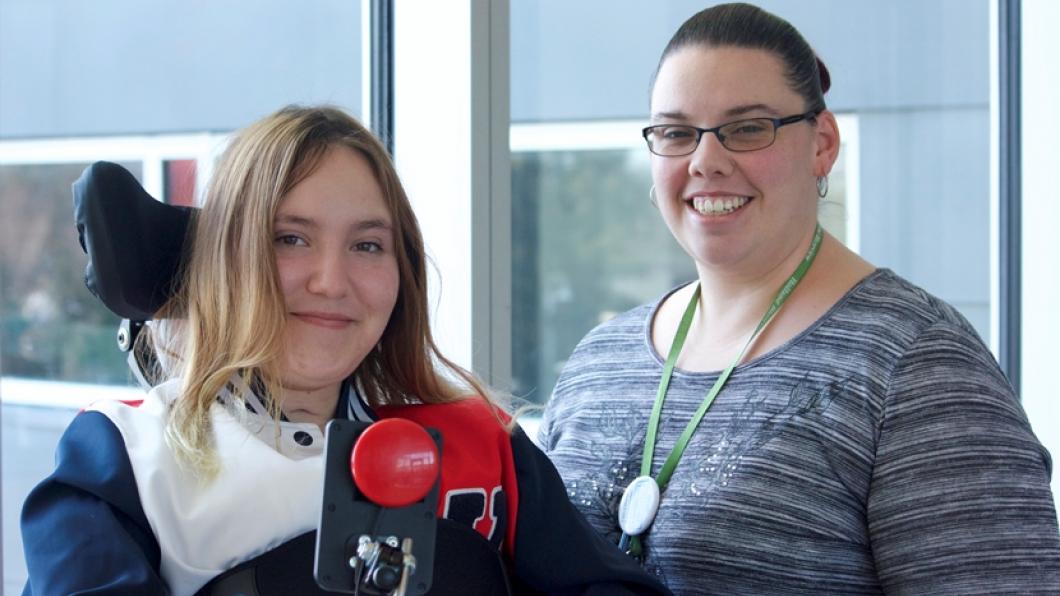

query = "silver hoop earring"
[[816, 176, 829, 198], [649, 185, 658, 207]]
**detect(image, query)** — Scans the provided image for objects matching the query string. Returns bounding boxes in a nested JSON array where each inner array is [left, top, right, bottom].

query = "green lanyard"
[[623, 224, 823, 557]]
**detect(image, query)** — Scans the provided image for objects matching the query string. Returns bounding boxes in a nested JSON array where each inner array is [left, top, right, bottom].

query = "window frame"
[[0, 133, 226, 409]]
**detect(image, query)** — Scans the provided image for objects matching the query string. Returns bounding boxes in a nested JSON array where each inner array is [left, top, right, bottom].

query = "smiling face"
[[273, 144, 400, 396], [649, 45, 839, 275]]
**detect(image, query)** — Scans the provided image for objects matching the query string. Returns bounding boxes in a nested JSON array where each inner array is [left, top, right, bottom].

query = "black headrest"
[[73, 161, 197, 321]]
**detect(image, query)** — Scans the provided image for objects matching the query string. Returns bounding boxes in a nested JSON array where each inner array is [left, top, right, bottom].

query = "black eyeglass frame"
[[641, 109, 822, 156]]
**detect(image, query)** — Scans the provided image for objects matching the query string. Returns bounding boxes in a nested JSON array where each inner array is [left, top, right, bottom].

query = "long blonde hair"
[[144, 106, 494, 477]]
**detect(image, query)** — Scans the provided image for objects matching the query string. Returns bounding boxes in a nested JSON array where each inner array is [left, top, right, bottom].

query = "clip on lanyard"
[[618, 224, 823, 558]]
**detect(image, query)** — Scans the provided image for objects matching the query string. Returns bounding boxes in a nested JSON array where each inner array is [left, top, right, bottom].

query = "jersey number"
[[442, 487, 506, 548]]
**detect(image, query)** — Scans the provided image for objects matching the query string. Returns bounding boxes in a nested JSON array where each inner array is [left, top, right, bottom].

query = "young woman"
[[21, 106, 669, 596], [540, 3, 1060, 594]]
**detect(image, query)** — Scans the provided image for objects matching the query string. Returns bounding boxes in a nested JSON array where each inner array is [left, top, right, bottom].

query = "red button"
[[351, 419, 439, 508]]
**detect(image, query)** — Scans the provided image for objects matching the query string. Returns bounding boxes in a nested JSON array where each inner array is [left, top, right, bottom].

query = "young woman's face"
[[649, 45, 838, 273], [273, 144, 400, 394]]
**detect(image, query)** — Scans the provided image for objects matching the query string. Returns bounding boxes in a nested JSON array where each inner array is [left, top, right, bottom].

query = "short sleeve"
[[869, 321, 1060, 593]]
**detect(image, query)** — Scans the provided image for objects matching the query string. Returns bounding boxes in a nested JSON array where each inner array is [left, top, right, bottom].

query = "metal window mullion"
[[999, 0, 1021, 394], [370, 0, 394, 154], [471, 0, 512, 389]]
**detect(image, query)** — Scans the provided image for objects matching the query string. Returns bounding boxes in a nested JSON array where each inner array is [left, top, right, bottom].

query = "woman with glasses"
[[540, 3, 1060, 594]]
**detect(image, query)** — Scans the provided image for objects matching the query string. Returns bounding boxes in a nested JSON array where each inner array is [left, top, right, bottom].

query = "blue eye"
[[275, 234, 307, 247]]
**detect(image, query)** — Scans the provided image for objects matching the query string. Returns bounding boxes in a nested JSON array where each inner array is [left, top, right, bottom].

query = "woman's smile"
[[290, 310, 355, 329], [689, 194, 753, 216]]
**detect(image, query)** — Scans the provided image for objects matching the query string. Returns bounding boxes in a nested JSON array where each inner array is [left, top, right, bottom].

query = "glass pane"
[[510, 0, 991, 403], [164, 159, 198, 206], [0, 162, 142, 385], [0, 1, 363, 136], [511, 149, 696, 400]]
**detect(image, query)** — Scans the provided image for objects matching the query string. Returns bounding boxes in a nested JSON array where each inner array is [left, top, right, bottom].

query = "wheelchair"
[[73, 161, 512, 596]]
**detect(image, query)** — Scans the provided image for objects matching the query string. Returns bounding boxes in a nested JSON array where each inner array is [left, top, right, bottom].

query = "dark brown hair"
[[653, 3, 831, 112]]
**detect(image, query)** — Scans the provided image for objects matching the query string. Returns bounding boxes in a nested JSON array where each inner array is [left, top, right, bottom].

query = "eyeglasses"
[[641, 110, 820, 156]]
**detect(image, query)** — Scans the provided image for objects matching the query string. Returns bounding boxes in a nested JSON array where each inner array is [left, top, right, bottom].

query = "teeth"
[[692, 195, 749, 215]]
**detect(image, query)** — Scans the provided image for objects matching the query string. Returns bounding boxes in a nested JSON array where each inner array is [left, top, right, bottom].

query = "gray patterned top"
[[540, 269, 1060, 595]]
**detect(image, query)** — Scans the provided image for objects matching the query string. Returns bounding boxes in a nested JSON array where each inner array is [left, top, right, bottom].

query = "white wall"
[[392, 0, 510, 388], [393, 1, 475, 371], [1021, 0, 1060, 498]]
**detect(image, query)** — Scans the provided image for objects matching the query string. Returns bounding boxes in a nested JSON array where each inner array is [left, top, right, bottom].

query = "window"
[[0, 1, 364, 589], [0, 135, 223, 393], [2, 161, 141, 385], [509, 0, 992, 404]]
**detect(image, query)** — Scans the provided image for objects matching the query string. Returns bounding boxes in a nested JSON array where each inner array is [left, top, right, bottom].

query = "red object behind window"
[[164, 159, 197, 206]]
